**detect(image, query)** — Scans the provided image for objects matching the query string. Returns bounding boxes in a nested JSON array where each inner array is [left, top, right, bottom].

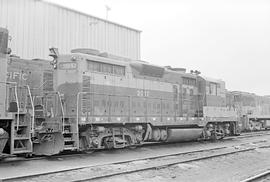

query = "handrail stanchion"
[[14, 85, 20, 131], [56, 92, 65, 133], [76, 92, 82, 137]]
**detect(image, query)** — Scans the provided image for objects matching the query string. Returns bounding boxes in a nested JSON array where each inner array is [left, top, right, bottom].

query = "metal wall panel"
[[0, 0, 141, 60]]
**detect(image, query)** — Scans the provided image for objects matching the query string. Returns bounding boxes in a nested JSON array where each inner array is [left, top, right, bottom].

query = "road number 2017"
[[137, 90, 149, 97]]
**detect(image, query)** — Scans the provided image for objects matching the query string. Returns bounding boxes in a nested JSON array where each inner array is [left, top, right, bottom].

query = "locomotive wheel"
[[152, 128, 161, 141], [22, 153, 33, 158], [82, 150, 95, 154], [160, 129, 168, 141], [212, 129, 225, 140], [103, 137, 114, 149]]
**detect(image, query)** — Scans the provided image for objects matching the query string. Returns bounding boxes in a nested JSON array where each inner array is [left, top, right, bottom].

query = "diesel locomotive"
[[52, 48, 239, 152], [226, 91, 270, 131], [1, 27, 270, 158]]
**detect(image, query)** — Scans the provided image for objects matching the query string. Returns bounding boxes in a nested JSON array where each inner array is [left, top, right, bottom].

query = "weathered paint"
[[7, 57, 53, 94]]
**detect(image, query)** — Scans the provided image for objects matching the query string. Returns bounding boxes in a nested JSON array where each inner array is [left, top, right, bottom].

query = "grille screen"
[[43, 72, 54, 91]]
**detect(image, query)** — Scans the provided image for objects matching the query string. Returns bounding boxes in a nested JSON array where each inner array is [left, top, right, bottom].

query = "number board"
[[59, 62, 77, 70], [137, 90, 150, 97]]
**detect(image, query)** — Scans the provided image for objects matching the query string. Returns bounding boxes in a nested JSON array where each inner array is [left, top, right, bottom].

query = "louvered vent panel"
[[43, 72, 54, 91], [82, 76, 91, 113]]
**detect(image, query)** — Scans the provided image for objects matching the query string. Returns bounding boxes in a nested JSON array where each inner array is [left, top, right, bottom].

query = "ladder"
[[63, 118, 79, 151], [11, 112, 32, 154], [10, 85, 34, 155]]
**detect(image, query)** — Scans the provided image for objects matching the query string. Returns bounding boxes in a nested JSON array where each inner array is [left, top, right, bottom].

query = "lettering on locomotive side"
[[7, 71, 28, 81], [137, 90, 150, 97]]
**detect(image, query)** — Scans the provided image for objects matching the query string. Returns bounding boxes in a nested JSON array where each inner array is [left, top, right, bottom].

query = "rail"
[[3, 140, 269, 182], [240, 170, 270, 182]]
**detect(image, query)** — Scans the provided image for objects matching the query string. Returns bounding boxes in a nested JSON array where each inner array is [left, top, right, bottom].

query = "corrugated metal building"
[[0, 0, 141, 60]]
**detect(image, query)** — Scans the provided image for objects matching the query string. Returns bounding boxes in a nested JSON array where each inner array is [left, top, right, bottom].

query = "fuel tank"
[[166, 128, 203, 142]]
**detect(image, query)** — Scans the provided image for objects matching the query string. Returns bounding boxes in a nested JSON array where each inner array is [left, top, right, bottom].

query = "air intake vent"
[[43, 72, 54, 91], [82, 75, 91, 113]]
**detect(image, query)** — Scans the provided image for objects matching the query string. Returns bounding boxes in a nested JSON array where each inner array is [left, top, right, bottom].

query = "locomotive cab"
[[200, 77, 239, 138]]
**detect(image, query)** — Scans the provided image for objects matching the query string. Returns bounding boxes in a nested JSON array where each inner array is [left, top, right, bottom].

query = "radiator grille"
[[43, 72, 53, 91], [82, 76, 91, 113]]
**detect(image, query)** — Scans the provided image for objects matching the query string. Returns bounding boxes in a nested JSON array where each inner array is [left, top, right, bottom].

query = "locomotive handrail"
[[14, 85, 20, 131], [160, 98, 163, 122], [76, 92, 131, 125], [26, 85, 35, 134], [35, 91, 65, 133], [77, 92, 131, 125], [14, 85, 34, 132], [75, 91, 175, 101], [76, 92, 84, 138], [0, 81, 17, 114], [0, 81, 20, 130], [0, 81, 18, 84], [76, 91, 178, 125], [56, 91, 65, 133]]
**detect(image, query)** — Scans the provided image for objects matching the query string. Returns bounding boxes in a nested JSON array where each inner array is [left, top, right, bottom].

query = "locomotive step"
[[14, 137, 30, 140], [63, 123, 74, 126], [63, 146, 78, 151], [14, 125, 29, 127], [0, 153, 15, 159], [64, 138, 75, 142], [15, 111, 28, 115], [37, 131, 62, 134], [12, 150, 32, 154], [34, 116, 45, 119], [63, 132, 76, 134]]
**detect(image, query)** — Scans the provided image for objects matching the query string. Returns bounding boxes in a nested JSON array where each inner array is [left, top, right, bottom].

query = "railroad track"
[[1, 146, 226, 181], [1, 130, 269, 164], [241, 170, 270, 182], [74, 148, 257, 182], [2, 142, 269, 182], [227, 130, 270, 140]]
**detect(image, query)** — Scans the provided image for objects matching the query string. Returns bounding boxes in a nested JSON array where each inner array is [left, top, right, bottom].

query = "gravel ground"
[[94, 146, 270, 182], [1, 134, 270, 181]]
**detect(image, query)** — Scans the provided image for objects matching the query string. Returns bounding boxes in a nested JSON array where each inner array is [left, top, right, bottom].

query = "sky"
[[47, 0, 270, 95]]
